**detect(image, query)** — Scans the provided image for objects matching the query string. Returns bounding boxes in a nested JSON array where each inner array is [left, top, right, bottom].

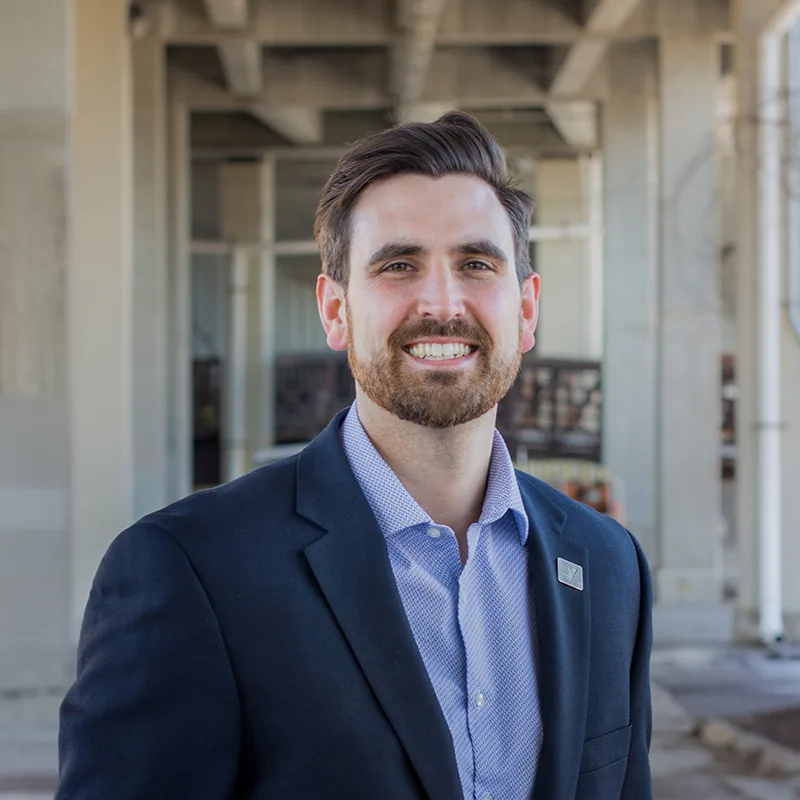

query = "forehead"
[[349, 173, 514, 251]]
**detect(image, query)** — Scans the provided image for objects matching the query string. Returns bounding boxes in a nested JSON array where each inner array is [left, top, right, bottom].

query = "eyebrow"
[[451, 240, 508, 265], [367, 242, 426, 267], [367, 239, 509, 268]]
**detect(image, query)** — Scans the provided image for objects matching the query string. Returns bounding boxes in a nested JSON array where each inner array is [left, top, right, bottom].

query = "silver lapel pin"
[[557, 558, 584, 591]]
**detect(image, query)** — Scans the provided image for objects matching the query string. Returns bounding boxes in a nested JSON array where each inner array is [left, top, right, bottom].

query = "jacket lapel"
[[519, 475, 591, 800], [297, 412, 463, 800]]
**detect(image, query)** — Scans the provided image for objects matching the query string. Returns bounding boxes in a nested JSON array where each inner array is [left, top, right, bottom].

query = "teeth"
[[407, 342, 473, 361]]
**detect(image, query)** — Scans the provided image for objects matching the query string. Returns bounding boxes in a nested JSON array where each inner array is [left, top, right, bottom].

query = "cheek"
[[475, 289, 520, 347], [349, 302, 397, 352], [363, 287, 410, 337]]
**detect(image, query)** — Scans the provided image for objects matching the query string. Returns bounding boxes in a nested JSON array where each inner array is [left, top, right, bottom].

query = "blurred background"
[[2, 0, 800, 797]]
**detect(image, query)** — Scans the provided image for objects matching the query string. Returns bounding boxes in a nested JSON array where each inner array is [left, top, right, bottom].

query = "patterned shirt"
[[341, 402, 543, 800]]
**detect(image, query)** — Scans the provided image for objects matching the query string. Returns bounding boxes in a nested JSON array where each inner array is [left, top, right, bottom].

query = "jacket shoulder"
[[136, 455, 301, 546], [515, 469, 644, 571]]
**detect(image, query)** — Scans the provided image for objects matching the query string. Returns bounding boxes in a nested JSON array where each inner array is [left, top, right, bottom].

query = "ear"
[[520, 272, 540, 353], [316, 273, 349, 351]]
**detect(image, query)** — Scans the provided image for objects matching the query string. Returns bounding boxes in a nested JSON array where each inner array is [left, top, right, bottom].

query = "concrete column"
[[536, 159, 592, 359], [734, 0, 800, 641], [601, 42, 660, 565], [583, 154, 604, 361], [219, 160, 277, 470], [167, 85, 192, 499], [259, 157, 277, 451], [656, 33, 723, 604], [0, 0, 74, 688], [70, 0, 135, 637], [783, 20, 800, 640], [132, 15, 169, 517]]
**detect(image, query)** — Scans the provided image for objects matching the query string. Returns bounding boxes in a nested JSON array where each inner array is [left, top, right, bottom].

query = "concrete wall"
[[535, 159, 593, 359], [0, 0, 74, 690], [0, 0, 134, 692]]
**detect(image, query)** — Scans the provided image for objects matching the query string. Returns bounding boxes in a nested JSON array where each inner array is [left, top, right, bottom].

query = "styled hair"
[[314, 111, 534, 286]]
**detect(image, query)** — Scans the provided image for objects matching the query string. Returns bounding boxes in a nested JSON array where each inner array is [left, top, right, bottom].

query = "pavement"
[[651, 646, 800, 800], [2, 645, 800, 799]]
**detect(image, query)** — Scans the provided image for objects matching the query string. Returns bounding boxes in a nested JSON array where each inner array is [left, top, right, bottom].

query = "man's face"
[[317, 173, 539, 428]]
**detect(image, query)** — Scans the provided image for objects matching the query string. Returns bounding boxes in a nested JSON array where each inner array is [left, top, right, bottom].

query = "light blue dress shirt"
[[341, 402, 543, 800]]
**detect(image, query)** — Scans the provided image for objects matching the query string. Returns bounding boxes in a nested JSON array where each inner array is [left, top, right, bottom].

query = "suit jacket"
[[57, 409, 653, 800]]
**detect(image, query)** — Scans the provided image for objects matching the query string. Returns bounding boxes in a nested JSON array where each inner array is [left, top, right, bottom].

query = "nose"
[[416, 262, 466, 321]]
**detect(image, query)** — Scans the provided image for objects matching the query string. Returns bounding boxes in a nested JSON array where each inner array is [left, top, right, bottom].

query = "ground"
[[652, 647, 800, 800]]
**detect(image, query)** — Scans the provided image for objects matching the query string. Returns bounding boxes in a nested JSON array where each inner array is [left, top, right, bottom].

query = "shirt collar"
[[340, 401, 529, 544]]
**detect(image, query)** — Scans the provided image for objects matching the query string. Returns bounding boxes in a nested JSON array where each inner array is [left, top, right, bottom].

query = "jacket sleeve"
[[620, 531, 654, 800], [56, 522, 241, 800]]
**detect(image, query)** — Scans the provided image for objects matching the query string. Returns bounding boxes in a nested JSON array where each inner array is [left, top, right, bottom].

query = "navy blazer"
[[57, 410, 653, 800]]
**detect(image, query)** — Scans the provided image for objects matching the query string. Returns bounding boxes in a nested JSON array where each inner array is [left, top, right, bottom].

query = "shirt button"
[[459, 586, 467, 607], [482, 794, 492, 800], [426, 526, 441, 538], [474, 691, 485, 708]]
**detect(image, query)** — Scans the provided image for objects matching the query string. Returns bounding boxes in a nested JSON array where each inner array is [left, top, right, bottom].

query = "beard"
[[346, 308, 522, 429]]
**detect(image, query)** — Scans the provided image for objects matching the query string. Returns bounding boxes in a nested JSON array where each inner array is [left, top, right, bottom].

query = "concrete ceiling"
[[154, 0, 732, 155]]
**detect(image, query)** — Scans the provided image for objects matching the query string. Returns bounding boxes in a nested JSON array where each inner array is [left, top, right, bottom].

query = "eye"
[[462, 260, 493, 272], [382, 261, 415, 273]]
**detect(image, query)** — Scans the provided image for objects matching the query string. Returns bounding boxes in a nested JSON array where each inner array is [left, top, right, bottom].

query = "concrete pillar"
[[132, 15, 169, 517], [219, 159, 276, 472], [0, 0, 74, 688], [656, 31, 723, 604], [734, 0, 800, 640], [166, 84, 192, 499], [583, 154, 604, 362], [259, 158, 277, 452], [536, 159, 592, 359], [70, 0, 135, 636], [783, 20, 800, 640], [602, 42, 660, 565]]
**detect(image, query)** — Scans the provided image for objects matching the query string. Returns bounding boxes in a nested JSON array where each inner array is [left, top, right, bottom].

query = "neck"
[[354, 390, 497, 557]]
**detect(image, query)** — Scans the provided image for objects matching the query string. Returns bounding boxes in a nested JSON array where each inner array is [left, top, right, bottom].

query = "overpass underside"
[[1, 0, 800, 698]]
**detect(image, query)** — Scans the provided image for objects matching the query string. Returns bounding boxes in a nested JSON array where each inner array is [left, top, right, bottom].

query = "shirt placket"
[[457, 522, 495, 800]]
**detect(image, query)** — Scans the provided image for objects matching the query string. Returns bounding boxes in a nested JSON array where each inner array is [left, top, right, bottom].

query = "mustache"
[[388, 318, 493, 350]]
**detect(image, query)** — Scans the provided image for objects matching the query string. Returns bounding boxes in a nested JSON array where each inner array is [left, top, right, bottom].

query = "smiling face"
[[317, 173, 540, 428]]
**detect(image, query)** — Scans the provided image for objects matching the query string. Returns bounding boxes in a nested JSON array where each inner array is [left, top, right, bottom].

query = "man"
[[57, 112, 652, 800]]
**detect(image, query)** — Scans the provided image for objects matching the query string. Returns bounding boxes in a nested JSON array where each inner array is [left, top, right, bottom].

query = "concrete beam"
[[203, 0, 248, 28], [546, 100, 598, 148], [203, 0, 263, 97], [166, 0, 731, 45], [393, 0, 449, 115], [396, 102, 456, 124], [251, 106, 323, 144], [218, 40, 262, 95], [174, 46, 576, 111], [551, 0, 643, 97]]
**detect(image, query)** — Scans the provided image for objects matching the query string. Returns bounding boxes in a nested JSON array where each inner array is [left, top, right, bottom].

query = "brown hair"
[[314, 112, 534, 287]]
